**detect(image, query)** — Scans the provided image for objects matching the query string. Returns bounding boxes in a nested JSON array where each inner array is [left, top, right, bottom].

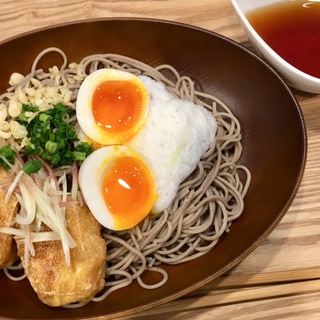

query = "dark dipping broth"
[[246, 0, 320, 78]]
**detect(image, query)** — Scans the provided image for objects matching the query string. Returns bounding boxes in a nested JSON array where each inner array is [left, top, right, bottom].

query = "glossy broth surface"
[[246, 0, 320, 78]]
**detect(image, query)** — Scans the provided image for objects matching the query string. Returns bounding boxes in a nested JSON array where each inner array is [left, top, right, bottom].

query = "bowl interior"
[[0, 19, 306, 319]]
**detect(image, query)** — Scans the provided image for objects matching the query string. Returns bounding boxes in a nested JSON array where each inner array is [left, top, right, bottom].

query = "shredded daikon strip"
[[58, 171, 68, 203], [1, 227, 60, 242], [15, 182, 36, 225], [20, 231, 61, 242], [29, 231, 61, 242], [23, 224, 35, 257], [42, 178, 58, 197], [71, 163, 79, 201], [0, 227, 26, 237], [4, 169, 23, 204]]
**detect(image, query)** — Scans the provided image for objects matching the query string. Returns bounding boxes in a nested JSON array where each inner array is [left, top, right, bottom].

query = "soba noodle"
[[1, 47, 251, 305]]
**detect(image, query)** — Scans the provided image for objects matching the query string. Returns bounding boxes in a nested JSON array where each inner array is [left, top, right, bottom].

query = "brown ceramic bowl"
[[0, 18, 306, 319]]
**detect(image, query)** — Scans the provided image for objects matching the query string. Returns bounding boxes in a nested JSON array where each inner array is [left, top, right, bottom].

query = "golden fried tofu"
[[17, 203, 107, 307], [0, 168, 19, 268]]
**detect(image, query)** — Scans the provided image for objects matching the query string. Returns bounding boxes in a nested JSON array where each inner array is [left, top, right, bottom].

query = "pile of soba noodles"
[[1, 47, 251, 304]]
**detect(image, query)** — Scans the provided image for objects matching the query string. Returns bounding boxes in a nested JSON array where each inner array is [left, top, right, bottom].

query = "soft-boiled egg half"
[[78, 145, 157, 231], [77, 68, 217, 231], [76, 68, 149, 145]]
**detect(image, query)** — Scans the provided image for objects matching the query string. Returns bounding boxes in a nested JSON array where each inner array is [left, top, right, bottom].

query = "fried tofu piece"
[[17, 203, 107, 307], [0, 168, 19, 268]]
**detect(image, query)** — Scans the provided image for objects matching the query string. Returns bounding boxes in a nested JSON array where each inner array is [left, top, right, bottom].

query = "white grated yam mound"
[[129, 76, 217, 213]]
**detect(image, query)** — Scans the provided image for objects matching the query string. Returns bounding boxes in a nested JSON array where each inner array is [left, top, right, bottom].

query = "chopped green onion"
[[45, 141, 57, 153], [17, 103, 93, 167], [18, 104, 39, 123], [73, 151, 86, 162], [75, 142, 93, 155], [18, 113, 28, 122], [39, 113, 51, 122], [62, 113, 70, 122], [50, 154, 61, 166], [23, 160, 42, 175], [66, 127, 77, 139], [0, 145, 16, 158], [0, 146, 16, 170], [58, 122, 69, 132]]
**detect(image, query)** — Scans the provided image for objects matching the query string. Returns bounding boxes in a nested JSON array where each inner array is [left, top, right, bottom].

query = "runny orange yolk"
[[92, 80, 147, 143], [101, 155, 157, 230]]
